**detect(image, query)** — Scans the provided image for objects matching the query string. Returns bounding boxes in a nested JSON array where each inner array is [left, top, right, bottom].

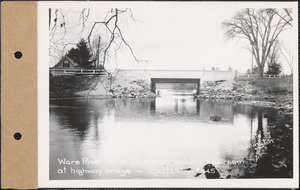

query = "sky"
[[47, 2, 297, 74]]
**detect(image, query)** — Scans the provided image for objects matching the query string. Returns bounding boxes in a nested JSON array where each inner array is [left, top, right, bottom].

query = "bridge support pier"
[[151, 82, 156, 94], [196, 82, 200, 96]]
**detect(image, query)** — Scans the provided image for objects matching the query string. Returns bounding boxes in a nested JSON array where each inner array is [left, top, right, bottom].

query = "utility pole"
[[251, 44, 254, 74], [96, 36, 101, 69]]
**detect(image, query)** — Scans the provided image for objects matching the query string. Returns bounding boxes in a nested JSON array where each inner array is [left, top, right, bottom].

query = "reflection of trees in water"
[[196, 99, 200, 114], [50, 99, 114, 141], [51, 108, 98, 141], [180, 98, 186, 112], [217, 105, 277, 178], [238, 106, 286, 178], [150, 99, 156, 113], [174, 99, 179, 113]]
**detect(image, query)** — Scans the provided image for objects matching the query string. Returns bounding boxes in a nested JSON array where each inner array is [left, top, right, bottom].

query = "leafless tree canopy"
[[278, 41, 294, 74], [49, 8, 145, 71], [222, 8, 292, 77], [87, 8, 145, 69]]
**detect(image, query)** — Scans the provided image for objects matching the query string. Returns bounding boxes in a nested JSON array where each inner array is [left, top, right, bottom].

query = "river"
[[50, 89, 276, 180]]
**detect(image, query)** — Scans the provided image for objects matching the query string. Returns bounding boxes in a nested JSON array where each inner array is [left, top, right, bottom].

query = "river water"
[[50, 90, 276, 180]]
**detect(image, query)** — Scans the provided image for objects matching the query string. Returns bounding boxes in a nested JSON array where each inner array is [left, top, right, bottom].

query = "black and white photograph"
[[38, 1, 298, 188]]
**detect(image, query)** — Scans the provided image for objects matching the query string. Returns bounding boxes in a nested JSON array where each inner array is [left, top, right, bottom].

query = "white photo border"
[[38, 1, 299, 188]]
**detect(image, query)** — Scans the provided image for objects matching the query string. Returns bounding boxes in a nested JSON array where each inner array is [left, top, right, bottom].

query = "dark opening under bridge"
[[151, 78, 201, 95]]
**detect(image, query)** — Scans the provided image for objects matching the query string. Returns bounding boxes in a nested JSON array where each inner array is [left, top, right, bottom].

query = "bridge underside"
[[150, 78, 201, 95]]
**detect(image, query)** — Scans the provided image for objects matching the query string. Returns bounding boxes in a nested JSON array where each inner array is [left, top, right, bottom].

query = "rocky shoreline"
[[196, 78, 293, 111], [109, 80, 157, 98], [196, 89, 293, 110]]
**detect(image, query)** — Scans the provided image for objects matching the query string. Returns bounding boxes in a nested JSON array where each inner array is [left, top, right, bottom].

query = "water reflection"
[[150, 97, 234, 123], [50, 96, 276, 180]]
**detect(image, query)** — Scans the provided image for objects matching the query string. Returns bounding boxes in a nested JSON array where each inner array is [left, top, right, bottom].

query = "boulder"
[[203, 164, 220, 179], [210, 116, 222, 121]]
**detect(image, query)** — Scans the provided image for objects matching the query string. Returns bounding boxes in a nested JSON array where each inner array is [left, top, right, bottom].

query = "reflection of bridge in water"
[[150, 98, 235, 123], [150, 98, 201, 114]]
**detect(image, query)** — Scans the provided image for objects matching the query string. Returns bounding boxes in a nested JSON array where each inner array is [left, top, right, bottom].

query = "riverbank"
[[197, 77, 293, 110], [50, 76, 293, 112], [246, 111, 293, 178], [50, 75, 156, 99], [196, 77, 294, 178]]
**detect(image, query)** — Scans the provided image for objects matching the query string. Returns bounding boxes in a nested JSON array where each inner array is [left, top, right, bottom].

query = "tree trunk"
[[258, 65, 264, 78], [49, 9, 51, 29]]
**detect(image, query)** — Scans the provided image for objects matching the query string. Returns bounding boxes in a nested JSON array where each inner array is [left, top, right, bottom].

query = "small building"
[[51, 56, 81, 70], [50, 56, 108, 76]]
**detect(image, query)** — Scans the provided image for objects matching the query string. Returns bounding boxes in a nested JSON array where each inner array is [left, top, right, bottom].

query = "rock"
[[203, 164, 220, 179], [210, 116, 222, 121], [227, 96, 233, 100], [234, 95, 242, 101]]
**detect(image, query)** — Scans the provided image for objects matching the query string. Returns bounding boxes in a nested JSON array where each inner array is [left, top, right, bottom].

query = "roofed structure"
[[52, 56, 81, 70]]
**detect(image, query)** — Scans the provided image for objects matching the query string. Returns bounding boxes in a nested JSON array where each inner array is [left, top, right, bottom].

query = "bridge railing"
[[50, 68, 109, 76], [239, 74, 281, 78]]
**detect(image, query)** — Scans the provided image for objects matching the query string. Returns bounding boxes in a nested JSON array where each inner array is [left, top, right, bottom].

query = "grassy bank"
[[198, 77, 293, 109], [234, 77, 293, 95], [50, 76, 100, 98]]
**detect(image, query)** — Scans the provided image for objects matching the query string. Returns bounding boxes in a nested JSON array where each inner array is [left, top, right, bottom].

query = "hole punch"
[[14, 51, 23, 59], [14, 132, 22, 140]]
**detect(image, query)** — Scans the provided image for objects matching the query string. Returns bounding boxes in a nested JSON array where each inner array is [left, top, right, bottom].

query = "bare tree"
[[87, 8, 146, 73], [49, 8, 84, 64], [266, 41, 282, 75], [222, 8, 292, 77], [49, 8, 145, 72], [267, 41, 281, 67], [278, 41, 293, 74]]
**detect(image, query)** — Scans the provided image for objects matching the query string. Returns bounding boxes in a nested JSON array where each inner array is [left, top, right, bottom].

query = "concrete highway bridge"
[[113, 69, 235, 95]]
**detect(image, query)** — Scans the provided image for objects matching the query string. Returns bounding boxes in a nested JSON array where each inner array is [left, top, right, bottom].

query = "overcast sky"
[[46, 2, 297, 74]]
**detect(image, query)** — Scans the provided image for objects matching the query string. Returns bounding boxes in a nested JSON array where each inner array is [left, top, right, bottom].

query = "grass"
[[235, 77, 293, 94]]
